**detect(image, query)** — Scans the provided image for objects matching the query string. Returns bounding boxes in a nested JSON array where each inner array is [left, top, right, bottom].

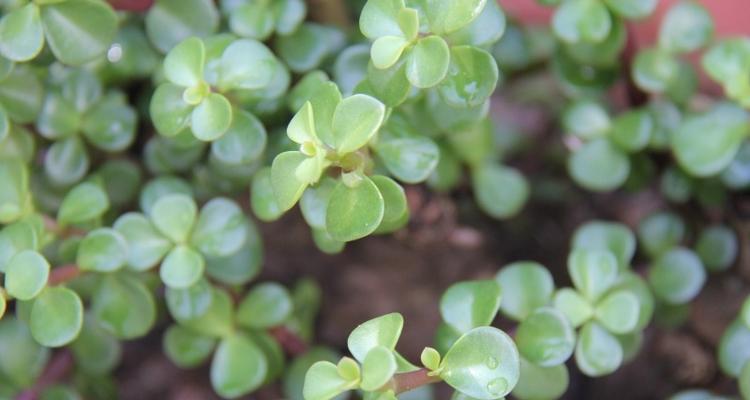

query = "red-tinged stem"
[[623, 23, 648, 107], [42, 216, 86, 239], [385, 369, 442, 395], [15, 350, 74, 400], [48, 265, 82, 286], [108, 0, 154, 11], [268, 326, 309, 356]]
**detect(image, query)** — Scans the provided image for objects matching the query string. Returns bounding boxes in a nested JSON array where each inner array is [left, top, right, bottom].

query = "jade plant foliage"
[[0, 0, 748, 399]]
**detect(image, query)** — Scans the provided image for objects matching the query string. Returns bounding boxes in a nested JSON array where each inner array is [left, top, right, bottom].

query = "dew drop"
[[487, 377, 508, 396], [485, 356, 498, 369]]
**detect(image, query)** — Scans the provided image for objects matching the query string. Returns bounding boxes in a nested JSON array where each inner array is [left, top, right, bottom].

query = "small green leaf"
[[0, 219, 39, 273], [406, 35, 450, 88], [191, 93, 232, 141], [211, 334, 268, 398], [636, 211, 685, 259], [275, 23, 345, 73], [568, 138, 630, 192], [217, 39, 276, 90], [568, 249, 618, 302], [658, 1, 714, 53], [553, 288, 593, 328], [511, 357, 569, 400], [30, 287, 84, 347], [552, 0, 611, 44], [0, 317, 49, 388], [0, 65, 44, 124], [603, 0, 657, 19], [303, 361, 356, 400], [610, 110, 653, 153], [40, 0, 118, 65], [374, 129, 439, 184], [440, 280, 502, 334], [421, 347, 441, 371], [165, 278, 212, 320], [274, 0, 306, 35], [145, 0, 219, 53], [81, 94, 137, 152], [58, 182, 109, 226], [212, 109, 267, 164], [609, 271, 655, 331], [150, 83, 194, 137], [149, 193, 197, 243], [347, 313, 403, 362], [421, 0, 487, 34], [438, 46, 499, 108], [271, 151, 309, 212], [594, 290, 640, 334], [5, 250, 49, 301], [92, 274, 157, 339], [114, 212, 172, 271], [371, 36, 409, 69], [445, 0, 505, 47], [365, 59, 411, 107], [163, 37, 205, 87], [251, 167, 283, 222], [326, 177, 385, 242], [515, 307, 576, 367], [77, 228, 128, 272], [0, 4, 44, 62], [632, 48, 679, 93], [237, 282, 293, 329], [301, 177, 337, 230], [718, 319, 750, 377], [495, 261, 555, 321], [191, 198, 247, 258], [160, 245, 205, 289], [694, 225, 738, 272], [439, 326, 520, 399], [228, 2, 274, 40], [360, 346, 397, 391], [741, 361, 750, 400], [359, 0, 406, 39], [371, 175, 408, 234], [44, 136, 89, 187], [472, 163, 529, 219], [648, 247, 706, 304], [180, 288, 234, 337], [331, 94, 385, 154], [71, 315, 121, 375], [575, 321, 622, 377], [163, 325, 215, 368], [572, 221, 636, 270]]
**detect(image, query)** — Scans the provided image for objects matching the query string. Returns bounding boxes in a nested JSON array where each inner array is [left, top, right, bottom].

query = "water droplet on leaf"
[[487, 377, 507, 395]]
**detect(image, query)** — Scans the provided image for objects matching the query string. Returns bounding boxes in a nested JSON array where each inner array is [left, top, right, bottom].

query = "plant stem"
[[268, 326, 309, 356], [384, 369, 442, 395], [42, 215, 87, 239], [48, 264, 82, 286], [15, 350, 74, 400], [108, 0, 154, 11]]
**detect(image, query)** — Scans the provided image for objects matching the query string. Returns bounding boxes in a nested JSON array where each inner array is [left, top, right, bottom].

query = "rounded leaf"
[[150, 83, 194, 137], [5, 250, 49, 301], [438, 46, 499, 108], [553, 288, 594, 328], [512, 357, 569, 400], [359, 0, 407, 39], [150, 193, 197, 243], [77, 228, 128, 272], [374, 131, 439, 184], [0, 4, 44, 62], [30, 287, 84, 347], [347, 313, 403, 362], [552, 0, 611, 44], [271, 151, 309, 212], [515, 307, 576, 367], [211, 334, 268, 398], [471, 163, 529, 219], [632, 48, 679, 93], [163, 37, 205, 87], [163, 325, 215, 368], [495, 261, 555, 321], [572, 221, 636, 270], [211, 109, 267, 165], [406, 36, 450, 89], [610, 110, 653, 153], [57, 182, 109, 226], [92, 274, 156, 339], [636, 211, 686, 259], [145, 0, 219, 53], [440, 280, 502, 334], [303, 360, 355, 400], [40, 0, 118, 65], [575, 321, 622, 377], [603, 0, 657, 19], [160, 245, 205, 289], [191, 93, 232, 141], [326, 177, 385, 242], [165, 278, 213, 321], [251, 167, 283, 221], [71, 315, 122, 375], [218, 39, 276, 90], [44, 137, 89, 187], [237, 282, 293, 329], [371, 175, 409, 234], [648, 247, 706, 305], [113, 212, 172, 271], [567, 249, 618, 302], [360, 346, 397, 391], [331, 94, 385, 154], [718, 319, 750, 377], [594, 290, 640, 334], [658, 1, 714, 53], [371, 35, 409, 69], [568, 138, 630, 192], [191, 197, 247, 257]]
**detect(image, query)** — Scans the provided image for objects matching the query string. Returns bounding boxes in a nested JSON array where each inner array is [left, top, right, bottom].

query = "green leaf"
[[696, 225, 738, 272], [371, 36, 409, 69], [438, 46, 499, 108], [718, 319, 750, 377], [311, 228, 346, 255], [145, 0, 219, 53], [163, 324, 215, 368], [77, 228, 128, 272], [160, 245, 205, 289], [326, 177, 385, 242], [568, 249, 618, 302], [140, 176, 193, 214], [30, 287, 83, 347], [515, 307, 576, 367], [150, 83, 194, 137], [0, 65, 44, 123], [672, 103, 750, 177], [604, 0, 657, 19], [374, 129, 439, 184], [275, 23, 345, 73], [5, 250, 49, 301], [165, 278, 212, 320], [594, 290, 640, 334], [439, 326, 520, 399], [71, 315, 121, 375], [113, 212, 172, 271], [163, 37, 205, 87], [568, 138, 630, 192], [575, 321, 622, 377], [648, 247, 706, 304], [347, 313, 403, 362], [511, 358, 569, 400], [217, 39, 276, 90], [81, 93, 137, 152], [0, 159, 29, 224], [301, 177, 337, 230], [0, 219, 38, 273], [421, 0, 487, 34], [180, 288, 234, 337], [191, 93, 232, 141], [658, 1, 714, 53], [471, 163, 529, 219], [610, 110, 653, 153], [572, 221, 636, 270], [421, 347, 441, 371], [251, 167, 283, 222], [359, 0, 407, 39], [211, 109, 267, 165], [237, 282, 293, 329], [371, 175, 408, 234], [0, 317, 49, 388], [0, 4, 44, 62], [636, 211, 685, 259], [92, 274, 156, 339], [229, 2, 274, 40], [552, 0, 611, 44], [44, 136, 89, 187], [609, 271, 654, 331], [553, 288, 593, 328], [406, 35, 450, 88], [495, 261, 555, 321], [741, 361, 750, 400], [303, 361, 356, 400], [360, 346, 397, 391], [39, 0, 118, 65], [274, 0, 306, 35], [191, 198, 247, 257], [211, 334, 268, 398], [632, 48, 679, 93], [149, 193, 197, 243], [445, 0, 506, 47], [366, 59, 411, 107], [271, 151, 310, 212], [331, 94, 385, 154], [58, 182, 109, 226], [440, 280, 501, 334]]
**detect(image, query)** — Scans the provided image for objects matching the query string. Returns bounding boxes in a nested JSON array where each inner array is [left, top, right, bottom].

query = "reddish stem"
[[387, 369, 442, 394], [15, 350, 74, 400], [623, 23, 649, 107], [108, 0, 154, 11], [268, 326, 309, 356], [48, 265, 82, 286]]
